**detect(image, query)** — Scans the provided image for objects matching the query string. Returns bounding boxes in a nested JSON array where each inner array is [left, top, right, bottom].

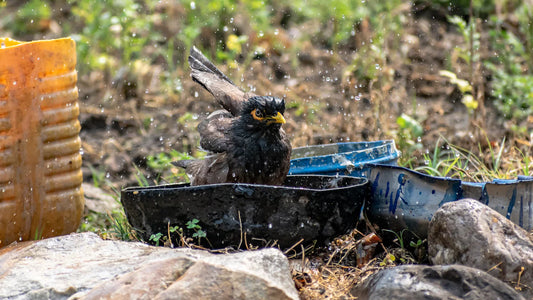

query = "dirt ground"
[[2, 2, 532, 298], [1, 1, 526, 196], [73, 8, 516, 189]]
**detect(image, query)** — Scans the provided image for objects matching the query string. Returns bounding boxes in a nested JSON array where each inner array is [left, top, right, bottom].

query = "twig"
[[284, 238, 304, 255], [300, 244, 306, 271], [515, 266, 525, 291], [167, 221, 174, 248], [487, 261, 503, 273], [326, 248, 340, 266], [238, 210, 243, 250]]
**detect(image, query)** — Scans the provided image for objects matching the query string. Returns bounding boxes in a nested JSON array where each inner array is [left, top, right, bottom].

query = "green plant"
[[33, 227, 43, 241], [482, 3, 533, 123], [515, 2, 533, 74], [446, 13, 482, 117], [133, 164, 150, 187], [149, 232, 164, 246], [439, 70, 477, 114], [146, 150, 194, 183], [415, 138, 463, 178], [186, 218, 207, 244], [149, 225, 183, 247], [290, 0, 404, 48], [341, 1, 405, 88], [382, 228, 427, 263], [147, 220, 207, 248], [516, 148, 532, 176], [217, 34, 249, 68], [88, 164, 106, 188], [67, 0, 149, 71], [79, 204, 136, 242], [485, 136, 505, 174], [7, 0, 51, 35], [448, 15, 480, 67], [486, 20, 533, 120], [395, 113, 423, 167], [109, 209, 135, 241], [382, 228, 408, 249], [178, 0, 275, 64], [410, 135, 532, 182]]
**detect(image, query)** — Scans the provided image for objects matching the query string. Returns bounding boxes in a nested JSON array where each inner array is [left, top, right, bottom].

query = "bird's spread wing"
[[188, 46, 256, 116], [197, 110, 233, 153]]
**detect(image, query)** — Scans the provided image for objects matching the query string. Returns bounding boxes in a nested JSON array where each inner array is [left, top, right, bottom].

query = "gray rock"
[[0, 232, 298, 300], [428, 199, 533, 298], [83, 183, 119, 214], [351, 264, 525, 300]]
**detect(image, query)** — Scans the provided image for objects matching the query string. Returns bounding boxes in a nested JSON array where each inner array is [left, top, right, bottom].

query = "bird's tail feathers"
[[188, 46, 234, 85], [171, 160, 192, 169]]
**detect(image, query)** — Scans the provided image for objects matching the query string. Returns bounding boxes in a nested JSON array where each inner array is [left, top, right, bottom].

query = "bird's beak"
[[267, 112, 286, 124]]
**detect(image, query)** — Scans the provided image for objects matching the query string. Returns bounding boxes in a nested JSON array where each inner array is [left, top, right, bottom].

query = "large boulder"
[[351, 264, 524, 300], [429, 198, 533, 298], [0, 232, 298, 300]]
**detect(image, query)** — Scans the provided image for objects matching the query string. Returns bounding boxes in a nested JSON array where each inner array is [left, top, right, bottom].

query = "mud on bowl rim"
[[121, 175, 369, 249]]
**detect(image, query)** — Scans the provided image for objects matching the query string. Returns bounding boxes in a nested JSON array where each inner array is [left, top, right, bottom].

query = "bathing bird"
[[173, 46, 291, 186]]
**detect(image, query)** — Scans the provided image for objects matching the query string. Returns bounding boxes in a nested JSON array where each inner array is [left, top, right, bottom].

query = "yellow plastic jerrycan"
[[0, 38, 84, 247]]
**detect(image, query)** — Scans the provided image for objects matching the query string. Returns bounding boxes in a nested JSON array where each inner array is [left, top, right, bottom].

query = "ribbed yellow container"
[[0, 38, 83, 247]]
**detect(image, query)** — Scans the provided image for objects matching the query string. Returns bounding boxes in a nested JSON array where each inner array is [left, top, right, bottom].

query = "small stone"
[[83, 183, 119, 214]]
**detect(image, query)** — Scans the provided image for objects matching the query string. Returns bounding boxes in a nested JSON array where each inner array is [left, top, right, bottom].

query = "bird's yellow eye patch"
[[251, 109, 265, 121], [252, 109, 286, 125]]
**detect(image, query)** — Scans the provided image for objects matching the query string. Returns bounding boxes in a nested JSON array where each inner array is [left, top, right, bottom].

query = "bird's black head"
[[240, 96, 286, 129]]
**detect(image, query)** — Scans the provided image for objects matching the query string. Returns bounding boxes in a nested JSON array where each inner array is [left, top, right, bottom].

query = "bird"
[[172, 46, 291, 186]]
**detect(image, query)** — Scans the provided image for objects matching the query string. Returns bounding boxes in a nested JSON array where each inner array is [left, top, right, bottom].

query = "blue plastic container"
[[289, 140, 532, 238], [366, 164, 533, 239], [365, 164, 462, 239], [462, 177, 533, 231], [289, 140, 400, 177]]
